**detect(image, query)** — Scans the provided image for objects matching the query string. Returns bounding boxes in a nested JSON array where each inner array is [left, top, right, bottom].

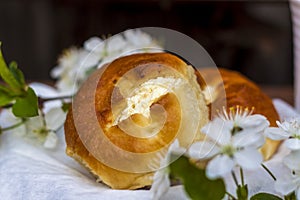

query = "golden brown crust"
[[199, 68, 280, 159], [64, 53, 208, 189], [65, 107, 153, 189]]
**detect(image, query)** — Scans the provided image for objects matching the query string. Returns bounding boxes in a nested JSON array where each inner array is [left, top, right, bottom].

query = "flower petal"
[[168, 139, 186, 155], [79, 51, 99, 69], [43, 131, 58, 149], [275, 178, 297, 196], [29, 82, 59, 98], [0, 108, 22, 127], [188, 141, 220, 159], [240, 114, 269, 133], [84, 37, 103, 52], [284, 150, 300, 171], [296, 187, 300, 200], [206, 155, 234, 179], [124, 29, 152, 46], [277, 121, 291, 132], [150, 169, 170, 200], [284, 138, 300, 150], [107, 36, 127, 52], [0, 109, 26, 135], [235, 148, 263, 170], [201, 118, 231, 145], [50, 66, 63, 78], [232, 131, 265, 148], [44, 107, 67, 131], [26, 115, 44, 133], [264, 127, 290, 140]]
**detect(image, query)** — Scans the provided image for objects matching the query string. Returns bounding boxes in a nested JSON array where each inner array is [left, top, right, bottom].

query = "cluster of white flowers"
[[0, 83, 67, 149], [265, 118, 300, 199], [1, 30, 161, 151], [150, 106, 300, 200], [0, 107, 66, 149], [51, 29, 162, 94], [188, 106, 268, 179], [150, 106, 268, 199]]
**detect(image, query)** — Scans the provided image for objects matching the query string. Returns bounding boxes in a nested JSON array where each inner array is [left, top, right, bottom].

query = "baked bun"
[[199, 68, 280, 160], [64, 53, 209, 189], [64, 52, 280, 190]]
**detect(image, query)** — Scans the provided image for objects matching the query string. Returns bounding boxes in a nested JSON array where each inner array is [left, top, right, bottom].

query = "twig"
[[3, 95, 73, 109], [0, 118, 26, 134]]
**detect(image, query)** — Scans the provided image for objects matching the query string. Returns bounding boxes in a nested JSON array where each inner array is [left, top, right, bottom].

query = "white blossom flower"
[[150, 167, 170, 200], [51, 47, 98, 94], [0, 108, 26, 135], [219, 106, 270, 136], [124, 29, 153, 47], [24, 107, 66, 149], [84, 35, 127, 68], [52, 29, 162, 93], [0, 107, 66, 149], [150, 139, 185, 200], [188, 107, 268, 179], [83, 36, 102, 52], [84, 29, 162, 68], [122, 29, 162, 53], [84, 32, 145, 67], [265, 118, 300, 150], [275, 150, 300, 199]]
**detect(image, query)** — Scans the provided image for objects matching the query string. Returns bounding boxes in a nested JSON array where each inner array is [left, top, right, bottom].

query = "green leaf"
[[0, 90, 14, 106], [0, 84, 11, 94], [169, 155, 226, 200], [9, 61, 25, 86], [61, 102, 70, 112], [12, 87, 38, 117], [0, 44, 23, 90], [250, 193, 283, 200]]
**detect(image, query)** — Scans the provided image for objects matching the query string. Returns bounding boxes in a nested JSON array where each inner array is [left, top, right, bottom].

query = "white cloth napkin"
[[0, 127, 188, 200], [0, 94, 299, 199]]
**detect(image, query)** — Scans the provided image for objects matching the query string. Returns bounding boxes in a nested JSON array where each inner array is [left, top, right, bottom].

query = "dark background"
[[0, 0, 293, 86]]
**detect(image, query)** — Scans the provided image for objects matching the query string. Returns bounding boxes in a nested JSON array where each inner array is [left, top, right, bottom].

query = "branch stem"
[[3, 95, 73, 109], [0, 118, 26, 133], [39, 95, 73, 102]]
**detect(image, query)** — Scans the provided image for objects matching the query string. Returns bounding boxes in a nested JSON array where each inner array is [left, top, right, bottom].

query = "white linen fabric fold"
[[0, 117, 188, 200], [0, 84, 299, 200]]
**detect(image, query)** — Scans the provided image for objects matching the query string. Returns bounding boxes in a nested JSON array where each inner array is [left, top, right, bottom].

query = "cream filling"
[[202, 85, 215, 104], [112, 77, 183, 126]]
